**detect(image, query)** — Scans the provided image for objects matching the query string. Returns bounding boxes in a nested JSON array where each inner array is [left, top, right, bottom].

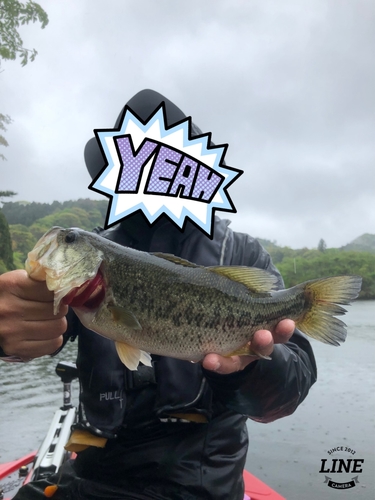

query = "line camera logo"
[[319, 446, 364, 490], [89, 103, 243, 238]]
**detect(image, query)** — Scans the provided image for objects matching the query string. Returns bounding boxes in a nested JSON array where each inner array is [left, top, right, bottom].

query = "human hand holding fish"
[[202, 319, 296, 374], [24, 227, 362, 372], [0, 269, 68, 360]]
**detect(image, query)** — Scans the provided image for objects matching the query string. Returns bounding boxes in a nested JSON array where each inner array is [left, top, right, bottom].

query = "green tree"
[[0, 0, 49, 66], [9, 223, 36, 262], [0, 190, 16, 272], [0, 189, 17, 200], [1, 0, 49, 158], [317, 238, 327, 253], [0, 210, 14, 271], [0, 114, 12, 160]]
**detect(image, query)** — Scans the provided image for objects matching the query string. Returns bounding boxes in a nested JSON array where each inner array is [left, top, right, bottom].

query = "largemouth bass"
[[25, 227, 362, 370]]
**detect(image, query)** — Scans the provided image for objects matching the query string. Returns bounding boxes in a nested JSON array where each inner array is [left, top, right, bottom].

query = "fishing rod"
[[31, 361, 78, 482], [0, 361, 78, 500]]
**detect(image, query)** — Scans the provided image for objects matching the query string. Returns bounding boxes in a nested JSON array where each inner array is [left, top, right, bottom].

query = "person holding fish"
[[0, 90, 360, 500]]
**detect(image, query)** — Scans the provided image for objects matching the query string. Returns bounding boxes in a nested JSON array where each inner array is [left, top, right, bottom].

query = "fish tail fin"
[[295, 275, 362, 345]]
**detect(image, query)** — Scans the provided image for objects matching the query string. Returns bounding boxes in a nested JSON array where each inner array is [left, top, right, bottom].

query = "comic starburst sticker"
[[89, 103, 242, 238]]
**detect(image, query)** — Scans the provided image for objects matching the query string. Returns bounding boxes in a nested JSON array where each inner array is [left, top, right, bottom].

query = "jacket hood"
[[84, 89, 215, 241], [84, 89, 205, 180]]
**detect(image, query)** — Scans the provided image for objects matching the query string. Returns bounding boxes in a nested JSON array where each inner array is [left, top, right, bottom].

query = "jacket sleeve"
[[204, 232, 318, 423]]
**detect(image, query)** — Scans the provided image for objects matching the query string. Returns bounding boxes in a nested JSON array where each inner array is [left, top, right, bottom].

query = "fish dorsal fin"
[[152, 252, 200, 268], [108, 305, 142, 330], [115, 341, 152, 371], [207, 266, 278, 293]]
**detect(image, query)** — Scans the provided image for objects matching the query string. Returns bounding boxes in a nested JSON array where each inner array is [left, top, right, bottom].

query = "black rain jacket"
[[60, 217, 317, 500]]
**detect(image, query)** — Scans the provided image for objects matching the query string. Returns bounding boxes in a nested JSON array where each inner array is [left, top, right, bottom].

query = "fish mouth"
[[62, 270, 105, 309], [25, 227, 62, 281], [25, 227, 104, 314]]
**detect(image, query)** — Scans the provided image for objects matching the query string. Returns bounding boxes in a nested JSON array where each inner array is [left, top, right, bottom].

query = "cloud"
[[1, 0, 374, 248]]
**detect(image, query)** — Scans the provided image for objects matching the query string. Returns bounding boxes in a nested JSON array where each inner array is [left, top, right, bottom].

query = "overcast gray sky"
[[1, 0, 374, 248]]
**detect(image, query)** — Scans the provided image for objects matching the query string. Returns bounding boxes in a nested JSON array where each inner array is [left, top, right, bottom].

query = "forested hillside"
[[0, 200, 374, 298], [1, 199, 108, 227], [340, 233, 375, 253], [1, 199, 108, 269], [257, 238, 375, 299], [277, 249, 374, 299]]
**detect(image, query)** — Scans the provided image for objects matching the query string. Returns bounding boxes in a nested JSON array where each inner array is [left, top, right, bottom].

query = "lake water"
[[246, 300, 375, 500], [1, 300, 374, 499]]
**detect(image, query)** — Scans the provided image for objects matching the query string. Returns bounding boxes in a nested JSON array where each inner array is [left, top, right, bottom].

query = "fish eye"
[[65, 230, 78, 244]]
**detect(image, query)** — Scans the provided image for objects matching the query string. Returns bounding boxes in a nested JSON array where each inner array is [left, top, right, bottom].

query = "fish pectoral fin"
[[225, 344, 271, 360], [139, 350, 153, 367], [108, 305, 142, 330], [207, 266, 278, 293], [115, 341, 152, 371], [152, 252, 201, 268]]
